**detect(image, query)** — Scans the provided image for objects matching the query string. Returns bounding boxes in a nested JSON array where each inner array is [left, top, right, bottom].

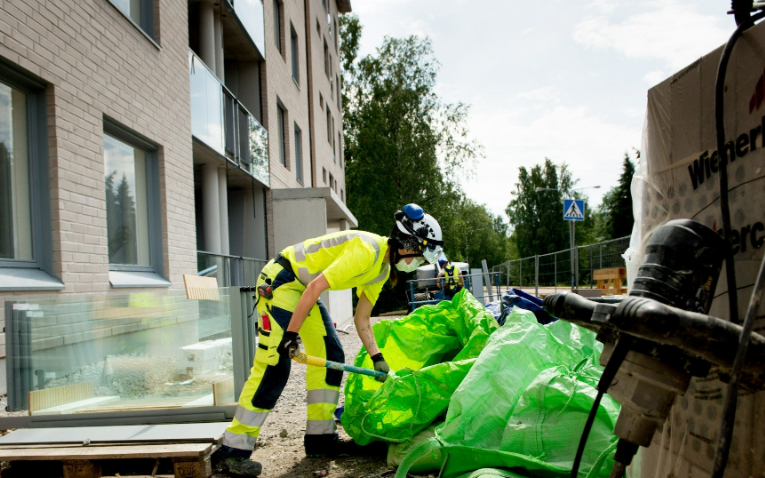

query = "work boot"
[[216, 456, 263, 477], [212, 445, 262, 477]]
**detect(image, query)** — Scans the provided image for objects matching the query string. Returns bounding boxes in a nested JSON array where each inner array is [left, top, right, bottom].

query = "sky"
[[350, 0, 737, 218]]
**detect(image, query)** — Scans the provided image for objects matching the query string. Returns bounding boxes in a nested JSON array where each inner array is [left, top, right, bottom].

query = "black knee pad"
[[323, 335, 345, 387], [251, 350, 291, 410]]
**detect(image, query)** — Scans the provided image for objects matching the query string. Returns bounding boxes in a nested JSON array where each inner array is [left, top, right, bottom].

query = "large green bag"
[[395, 308, 620, 478], [341, 289, 498, 445]]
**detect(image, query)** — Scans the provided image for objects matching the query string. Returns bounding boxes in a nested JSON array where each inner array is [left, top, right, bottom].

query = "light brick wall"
[[0, 0, 196, 333]]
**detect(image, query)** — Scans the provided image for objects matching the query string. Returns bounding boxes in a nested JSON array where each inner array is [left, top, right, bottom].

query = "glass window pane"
[[104, 134, 150, 266], [111, 0, 142, 26], [277, 107, 286, 166], [0, 82, 33, 261], [273, 0, 281, 51]]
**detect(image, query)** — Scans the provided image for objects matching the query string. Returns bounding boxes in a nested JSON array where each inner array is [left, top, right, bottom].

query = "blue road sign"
[[563, 199, 585, 221]]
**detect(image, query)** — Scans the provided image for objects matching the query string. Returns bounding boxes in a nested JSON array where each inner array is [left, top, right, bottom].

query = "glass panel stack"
[[6, 289, 235, 414]]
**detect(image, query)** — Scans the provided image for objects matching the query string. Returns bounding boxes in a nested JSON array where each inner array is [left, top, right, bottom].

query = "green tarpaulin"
[[396, 308, 620, 478], [341, 289, 498, 445]]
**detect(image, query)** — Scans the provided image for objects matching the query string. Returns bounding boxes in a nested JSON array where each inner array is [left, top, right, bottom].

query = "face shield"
[[422, 244, 444, 265]]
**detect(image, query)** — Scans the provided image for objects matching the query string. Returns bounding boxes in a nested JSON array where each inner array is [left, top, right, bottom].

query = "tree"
[[505, 158, 579, 258], [598, 151, 637, 240], [339, 15, 492, 311]]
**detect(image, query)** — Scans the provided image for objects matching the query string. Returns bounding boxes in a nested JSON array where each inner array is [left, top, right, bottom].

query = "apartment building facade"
[[0, 0, 355, 393]]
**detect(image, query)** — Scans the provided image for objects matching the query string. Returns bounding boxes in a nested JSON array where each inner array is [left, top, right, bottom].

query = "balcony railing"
[[198, 251, 268, 287], [225, 0, 266, 60], [190, 51, 270, 187]]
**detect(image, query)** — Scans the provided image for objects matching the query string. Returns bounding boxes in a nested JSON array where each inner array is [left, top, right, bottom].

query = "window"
[[326, 109, 331, 143], [327, 13, 333, 39], [336, 74, 341, 109], [332, 132, 336, 163], [341, 189, 344, 202], [273, 0, 282, 54], [0, 64, 59, 291], [319, 93, 324, 110], [324, 39, 329, 77], [108, 0, 156, 41], [330, 75, 334, 100], [0, 83, 32, 262], [277, 104, 287, 167], [291, 26, 299, 85], [338, 132, 342, 168], [335, 19, 339, 52], [322, 167, 327, 184], [329, 173, 334, 191], [322, 0, 326, 12], [294, 124, 303, 184], [316, 18, 321, 37], [103, 120, 162, 283]]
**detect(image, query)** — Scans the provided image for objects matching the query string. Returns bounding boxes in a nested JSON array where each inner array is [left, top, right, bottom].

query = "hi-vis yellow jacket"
[[282, 231, 391, 305]]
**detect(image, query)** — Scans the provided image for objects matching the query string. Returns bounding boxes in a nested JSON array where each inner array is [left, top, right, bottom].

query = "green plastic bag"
[[396, 308, 620, 478], [341, 289, 498, 445]]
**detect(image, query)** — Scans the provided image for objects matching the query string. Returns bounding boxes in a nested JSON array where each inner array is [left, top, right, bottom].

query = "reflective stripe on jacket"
[[281, 231, 390, 306]]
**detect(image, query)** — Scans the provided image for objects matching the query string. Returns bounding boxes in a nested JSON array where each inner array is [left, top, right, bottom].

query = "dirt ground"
[[0, 316, 434, 478]]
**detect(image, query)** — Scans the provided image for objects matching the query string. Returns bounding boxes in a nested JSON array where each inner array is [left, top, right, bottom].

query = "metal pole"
[[554, 253, 557, 293], [535, 254, 539, 297], [569, 221, 575, 291], [589, 245, 594, 289], [519, 260, 522, 290], [600, 244, 603, 269]]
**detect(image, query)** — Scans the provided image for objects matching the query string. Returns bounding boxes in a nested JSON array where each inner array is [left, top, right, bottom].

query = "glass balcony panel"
[[189, 52, 225, 156], [248, 116, 270, 187], [224, 92, 237, 160], [10, 289, 235, 414], [233, 0, 266, 60], [197, 252, 231, 288], [238, 106, 250, 169]]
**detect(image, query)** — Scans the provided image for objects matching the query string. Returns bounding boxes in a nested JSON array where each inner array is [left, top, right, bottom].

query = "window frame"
[[294, 123, 303, 185], [324, 39, 329, 77], [290, 25, 299, 86], [0, 60, 60, 291], [277, 103, 287, 167], [106, 0, 159, 47], [103, 117, 164, 279], [326, 109, 332, 143], [273, 0, 283, 56]]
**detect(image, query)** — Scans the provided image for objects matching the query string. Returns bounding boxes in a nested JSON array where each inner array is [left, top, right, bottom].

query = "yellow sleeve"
[[356, 280, 387, 307], [321, 238, 376, 290]]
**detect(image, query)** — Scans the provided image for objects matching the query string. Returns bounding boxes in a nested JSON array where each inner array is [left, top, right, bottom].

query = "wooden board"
[[0, 443, 215, 461], [212, 377, 235, 406], [183, 275, 219, 301], [29, 382, 94, 414], [592, 267, 626, 280]]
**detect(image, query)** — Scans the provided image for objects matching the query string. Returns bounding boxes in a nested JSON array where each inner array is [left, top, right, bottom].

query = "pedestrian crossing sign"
[[563, 199, 585, 221]]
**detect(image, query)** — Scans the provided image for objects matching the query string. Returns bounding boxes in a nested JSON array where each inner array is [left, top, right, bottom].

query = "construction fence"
[[489, 236, 630, 293]]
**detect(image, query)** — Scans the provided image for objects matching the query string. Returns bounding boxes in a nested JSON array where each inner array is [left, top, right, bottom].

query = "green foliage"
[[505, 158, 576, 257], [597, 151, 637, 240], [339, 15, 508, 311]]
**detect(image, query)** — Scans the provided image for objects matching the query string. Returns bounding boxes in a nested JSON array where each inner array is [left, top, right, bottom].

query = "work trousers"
[[222, 258, 345, 451]]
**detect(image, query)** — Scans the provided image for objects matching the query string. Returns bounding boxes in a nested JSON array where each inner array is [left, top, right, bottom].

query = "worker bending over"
[[437, 258, 463, 300], [213, 204, 444, 477]]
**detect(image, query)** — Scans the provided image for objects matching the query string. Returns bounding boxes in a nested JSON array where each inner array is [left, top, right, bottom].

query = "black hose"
[[711, 9, 765, 478], [570, 337, 631, 478]]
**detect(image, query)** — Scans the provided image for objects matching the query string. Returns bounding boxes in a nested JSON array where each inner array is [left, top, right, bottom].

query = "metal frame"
[[0, 60, 59, 289], [103, 117, 165, 280]]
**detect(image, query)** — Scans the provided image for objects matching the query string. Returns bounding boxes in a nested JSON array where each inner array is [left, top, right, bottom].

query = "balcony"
[[190, 51, 269, 187], [223, 0, 266, 61]]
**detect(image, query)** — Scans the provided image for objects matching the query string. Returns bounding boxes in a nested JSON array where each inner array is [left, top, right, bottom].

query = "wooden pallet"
[[594, 267, 627, 296], [0, 442, 219, 478]]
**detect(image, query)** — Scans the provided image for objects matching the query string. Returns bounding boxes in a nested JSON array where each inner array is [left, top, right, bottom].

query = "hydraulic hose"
[[711, 9, 765, 478]]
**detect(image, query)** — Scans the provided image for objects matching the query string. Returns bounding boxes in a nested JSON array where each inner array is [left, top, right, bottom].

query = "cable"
[[711, 9, 765, 478], [570, 336, 632, 478]]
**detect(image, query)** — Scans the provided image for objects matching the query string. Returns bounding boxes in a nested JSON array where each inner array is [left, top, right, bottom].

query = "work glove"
[[279, 331, 300, 358], [370, 353, 390, 383]]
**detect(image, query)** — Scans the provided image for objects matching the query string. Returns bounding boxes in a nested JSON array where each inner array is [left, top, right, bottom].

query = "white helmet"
[[392, 204, 444, 264]]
